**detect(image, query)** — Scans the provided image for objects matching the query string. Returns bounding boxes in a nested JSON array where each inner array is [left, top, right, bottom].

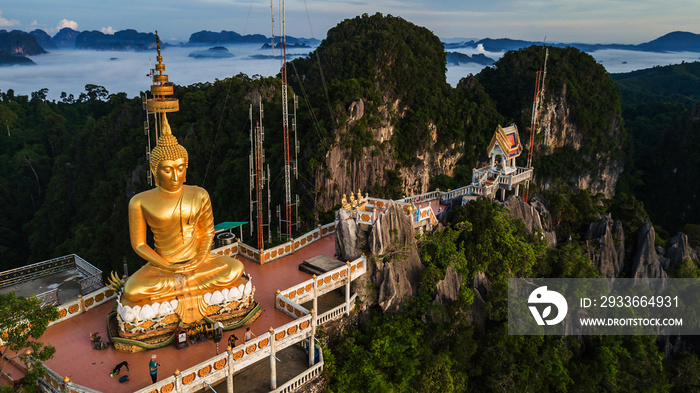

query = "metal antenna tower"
[[280, 0, 293, 240], [525, 47, 548, 201], [249, 102, 270, 250]]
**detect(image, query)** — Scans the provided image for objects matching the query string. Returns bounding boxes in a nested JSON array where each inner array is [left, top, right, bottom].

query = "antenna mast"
[[280, 0, 295, 240], [249, 101, 270, 250], [525, 47, 548, 201]]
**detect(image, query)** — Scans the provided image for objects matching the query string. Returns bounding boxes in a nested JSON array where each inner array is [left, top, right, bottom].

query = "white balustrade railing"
[[36, 359, 103, 393], [37, 288, 59, 307], [211, 223, 336, 266], [272, 341, 324, 393], [279, 256, 366, 306], [277, 293, 311, 319], [0, 254, 89, 289], [263, 240, 294, 263], [317, 294, 357, 325], [400, 190, 442, 204], [48, 286, 118, 327], [211, 240, 241, 257]]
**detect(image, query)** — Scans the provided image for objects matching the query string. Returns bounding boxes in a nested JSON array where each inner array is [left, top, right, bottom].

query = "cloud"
[[31, 20, 38, 26], [101, 26, 115, 34], [0, 10, 20, 27], [57, 19, 78, 30]]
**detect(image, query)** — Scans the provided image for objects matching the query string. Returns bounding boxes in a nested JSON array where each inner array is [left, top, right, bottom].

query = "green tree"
[[0, 292, 59, 392]]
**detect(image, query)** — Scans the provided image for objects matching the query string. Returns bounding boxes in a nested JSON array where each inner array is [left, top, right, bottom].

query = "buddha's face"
[[152, 158, 187, 192]]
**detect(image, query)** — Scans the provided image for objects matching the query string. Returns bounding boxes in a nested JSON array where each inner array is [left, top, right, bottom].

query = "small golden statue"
[[341, 194, 350, 210], [357, 189, 364, 205], [350, 193, 357, 208], [121, 114, 247, 324]]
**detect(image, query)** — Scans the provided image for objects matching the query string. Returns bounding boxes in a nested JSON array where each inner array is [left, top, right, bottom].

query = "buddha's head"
[[150, 114, 188, 192]]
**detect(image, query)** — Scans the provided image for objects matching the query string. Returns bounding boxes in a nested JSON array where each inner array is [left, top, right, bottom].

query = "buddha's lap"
[[122, 255, 245, 301]]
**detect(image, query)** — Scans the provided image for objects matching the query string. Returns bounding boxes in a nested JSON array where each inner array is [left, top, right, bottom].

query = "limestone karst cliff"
[[479, 46, 627, 198]]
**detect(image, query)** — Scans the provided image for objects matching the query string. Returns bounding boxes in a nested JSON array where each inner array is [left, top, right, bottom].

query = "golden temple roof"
[[487, 124, 522, 159]]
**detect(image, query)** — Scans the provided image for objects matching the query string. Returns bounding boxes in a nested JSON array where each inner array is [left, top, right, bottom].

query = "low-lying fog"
[[2, 43, 699, 101]]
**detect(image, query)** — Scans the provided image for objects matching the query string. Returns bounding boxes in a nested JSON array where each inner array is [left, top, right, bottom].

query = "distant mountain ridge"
[[74, 29, 159, 50], [188, 30, 320, 46], [1, 27, 698, 67], [0, 30, 46, 56], [444, 31, 700, 53]]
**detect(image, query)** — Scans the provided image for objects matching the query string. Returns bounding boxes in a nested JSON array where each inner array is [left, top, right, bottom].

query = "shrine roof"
[[487, 124, 522, 159]]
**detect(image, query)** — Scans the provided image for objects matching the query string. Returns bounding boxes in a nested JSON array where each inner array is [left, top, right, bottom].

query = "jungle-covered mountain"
[[613, 61, 700, 236], [0, 13, 699, 392]]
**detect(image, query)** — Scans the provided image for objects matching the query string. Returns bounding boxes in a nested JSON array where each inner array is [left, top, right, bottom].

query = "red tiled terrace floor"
[[39, 235, 336, 393]]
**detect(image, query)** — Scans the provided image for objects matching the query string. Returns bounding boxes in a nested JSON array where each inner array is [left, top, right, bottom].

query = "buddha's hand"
[[175, 255, 205, 272]]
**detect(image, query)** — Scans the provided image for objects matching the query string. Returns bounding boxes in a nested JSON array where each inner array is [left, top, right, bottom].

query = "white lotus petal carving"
[[204, 292, 212, 305], [158, 301, 173, 316], [244, 280, 252, 296], [221, 288, 229, 300], [170, 299, 178, 310], [132, 305, 141, 320], [228, 286, 241, 301], [123, 306, 135, 323], [140, 304, 156, 320], [211, 290, 224, 305]]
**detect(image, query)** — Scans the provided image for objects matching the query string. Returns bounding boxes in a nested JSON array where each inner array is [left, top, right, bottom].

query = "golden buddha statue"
[[121, 114, 246, 324], [341, 194, 350, 210]]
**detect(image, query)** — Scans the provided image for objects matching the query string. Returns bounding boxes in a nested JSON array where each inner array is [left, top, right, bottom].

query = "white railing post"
[[345, 261, 351, 312], [173, 369, 181, 393], [226, 345, 234, 393], [269, 327, 277, 390], [308, 309, 316, 367], [312, 274, 318, 313]]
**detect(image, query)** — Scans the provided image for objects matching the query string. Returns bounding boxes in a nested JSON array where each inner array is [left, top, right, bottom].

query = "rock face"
[[368, 202, 414, 256], [334, 209, 364, 261], [312, 98, 464, 210], [586, 214, 625, 278], [466, 271, 491, 329], [631, 220, 668, 280], [374, 247, 423, 313], [434, 265, 462, 304], [665, 232, 698, 270], [367, 202, 424, 313], [536, 84, 625, 198], [503, 195, 557, 248]]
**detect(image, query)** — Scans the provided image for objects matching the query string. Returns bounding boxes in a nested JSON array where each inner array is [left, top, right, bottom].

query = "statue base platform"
[[107, 302, 261, 353], [106, 276, 261, 353]]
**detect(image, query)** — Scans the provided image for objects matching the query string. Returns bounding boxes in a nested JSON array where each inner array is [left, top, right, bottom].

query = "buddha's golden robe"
[[122, 184, 245, 324]]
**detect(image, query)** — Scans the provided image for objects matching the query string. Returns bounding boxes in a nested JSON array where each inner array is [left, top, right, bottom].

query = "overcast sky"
[[1, 0, 698, 44]]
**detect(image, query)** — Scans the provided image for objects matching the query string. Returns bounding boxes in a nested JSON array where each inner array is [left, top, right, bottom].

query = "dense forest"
[[612, 62, 700, 236], [1, 12, 699, 392]]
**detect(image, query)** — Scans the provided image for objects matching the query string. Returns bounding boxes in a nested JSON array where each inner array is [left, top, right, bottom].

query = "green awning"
[[214, 221, 248, 232]]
